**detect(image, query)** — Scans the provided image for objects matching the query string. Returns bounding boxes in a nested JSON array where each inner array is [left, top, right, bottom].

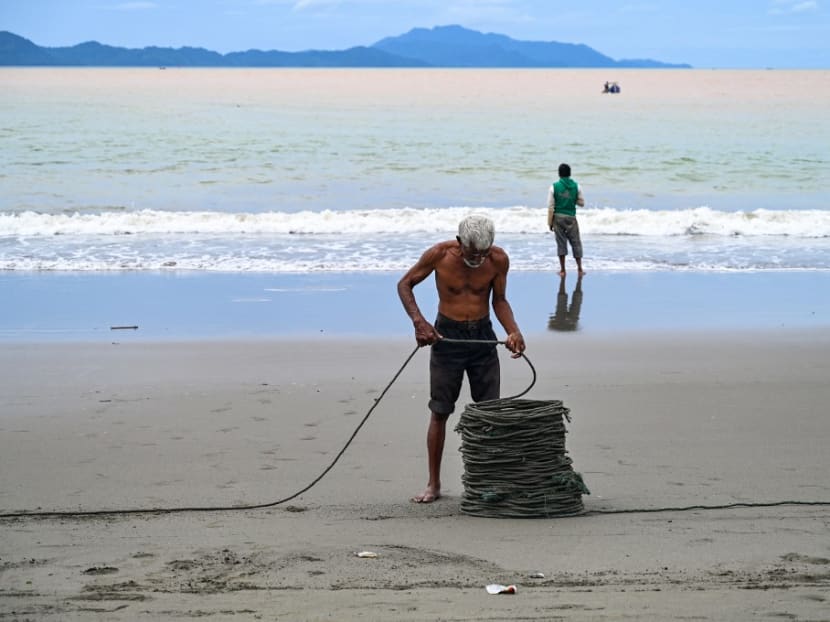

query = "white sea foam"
[[2, 206, 830, 273], [3, 206, 829, 238]]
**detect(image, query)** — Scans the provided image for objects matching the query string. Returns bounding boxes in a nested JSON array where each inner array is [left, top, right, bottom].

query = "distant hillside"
[[374, 25, 625, 67], [0, 27, 690, 68], [0, 31, 426, 67]]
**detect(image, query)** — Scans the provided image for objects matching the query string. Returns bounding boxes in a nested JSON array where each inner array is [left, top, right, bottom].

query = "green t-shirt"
[[553, 177, 579, 217]]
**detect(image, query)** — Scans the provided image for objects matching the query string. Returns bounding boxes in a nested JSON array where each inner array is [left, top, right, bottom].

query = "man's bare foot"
[[578, 270, 586, 276], [412, 486, 441, 503], [558, 270, 566, 277]]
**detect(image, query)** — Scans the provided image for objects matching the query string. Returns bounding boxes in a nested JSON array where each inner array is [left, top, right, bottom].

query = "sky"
[[1, 0, 828, 68]]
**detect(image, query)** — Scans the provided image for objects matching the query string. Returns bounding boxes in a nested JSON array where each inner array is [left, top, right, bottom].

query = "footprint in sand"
[[83, 566, 119, 575], [781, 552, 830, 565]]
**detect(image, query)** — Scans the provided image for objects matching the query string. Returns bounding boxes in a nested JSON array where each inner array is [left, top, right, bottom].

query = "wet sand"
[[3, 270, 830, 342], [2, 332, 830, 620]]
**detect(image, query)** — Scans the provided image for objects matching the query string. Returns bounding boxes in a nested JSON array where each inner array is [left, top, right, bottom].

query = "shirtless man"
[[397, 215, 526, 503]]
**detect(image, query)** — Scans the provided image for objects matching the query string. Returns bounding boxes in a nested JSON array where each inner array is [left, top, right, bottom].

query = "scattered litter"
[[355, 551, 378, 558], [485, 583, 517, 594], [529, 572, 545, 579]]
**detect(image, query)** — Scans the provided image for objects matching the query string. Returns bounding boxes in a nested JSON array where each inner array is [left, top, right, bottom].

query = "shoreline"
[[2, 269, 829, 343]]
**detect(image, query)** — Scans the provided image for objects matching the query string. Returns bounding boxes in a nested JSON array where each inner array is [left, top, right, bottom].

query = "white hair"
[[458, 215, 495, 250]]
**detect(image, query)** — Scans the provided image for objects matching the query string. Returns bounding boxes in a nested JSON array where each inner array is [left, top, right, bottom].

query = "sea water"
[[2, 68, 829, 274]]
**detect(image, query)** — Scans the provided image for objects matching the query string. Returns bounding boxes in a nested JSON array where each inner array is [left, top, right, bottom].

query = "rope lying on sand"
[[455, 398, 589, 518], [3, 339, 829, 520]]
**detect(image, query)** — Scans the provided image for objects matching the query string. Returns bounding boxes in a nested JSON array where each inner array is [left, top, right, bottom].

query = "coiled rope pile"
[[455, 397, 589, 518]]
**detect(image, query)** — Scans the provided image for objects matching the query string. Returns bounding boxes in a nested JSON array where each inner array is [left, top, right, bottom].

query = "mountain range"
[[0, 25, 690, 68]]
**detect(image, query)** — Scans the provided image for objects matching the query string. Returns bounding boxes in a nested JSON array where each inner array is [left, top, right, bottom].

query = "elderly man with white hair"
[[397, 214, 525, 503]]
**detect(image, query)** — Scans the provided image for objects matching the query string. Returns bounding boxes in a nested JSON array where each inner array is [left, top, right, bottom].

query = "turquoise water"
[[2, 68, 828, 215], [1, 68, 829, 273], [2, 68, 829, 339]]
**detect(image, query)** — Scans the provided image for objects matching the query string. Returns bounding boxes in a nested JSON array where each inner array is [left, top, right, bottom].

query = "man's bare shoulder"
[[489, 245, 510, 266], [421, 240, 457, 261], [434, 240, 458, 252]]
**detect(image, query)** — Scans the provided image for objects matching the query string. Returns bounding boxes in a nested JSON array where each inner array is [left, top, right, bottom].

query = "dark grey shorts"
[[553, 213, 583, 258], [429, 313, 500, 416]]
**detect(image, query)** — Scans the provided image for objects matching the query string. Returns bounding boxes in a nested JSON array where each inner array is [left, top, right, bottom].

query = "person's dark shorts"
[[429, 313, 500, 416], [553, 213, 583, 258]]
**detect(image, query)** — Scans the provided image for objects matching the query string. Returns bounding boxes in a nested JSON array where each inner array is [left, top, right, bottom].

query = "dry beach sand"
[[2, 332, 830, 620]]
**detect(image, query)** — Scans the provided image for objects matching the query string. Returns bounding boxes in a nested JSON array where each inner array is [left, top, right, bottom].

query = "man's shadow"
[[548, 274, 583, 332]]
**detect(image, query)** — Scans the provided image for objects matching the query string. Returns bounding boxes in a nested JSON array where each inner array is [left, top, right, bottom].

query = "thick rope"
[[0, 345, 422, 520], [441, 337, 535, 400], [0, 339, 533, 520], [455, 398, 588, 518], [2, 339, 829, 520]]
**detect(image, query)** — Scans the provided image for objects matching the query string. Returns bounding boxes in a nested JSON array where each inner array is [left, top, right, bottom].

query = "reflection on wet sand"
[[548, 274, 583, 332]]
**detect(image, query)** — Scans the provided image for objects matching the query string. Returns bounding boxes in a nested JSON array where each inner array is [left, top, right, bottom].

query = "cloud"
[[293, 0, 336, 8], [791, 1, 819, 11], [619, 3, 660, 13], [289, 0, 514, 12], [108, 1, 158, 9], [769, 0, 819, 14], [441, 0, 533, 27], [290, 0, 383, 8], [251, 0, 343, 10]]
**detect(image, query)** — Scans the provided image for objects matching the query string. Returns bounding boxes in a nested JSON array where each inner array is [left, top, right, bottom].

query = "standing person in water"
[[397, 215, 526, 503], [547, 163, 586, 276]]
